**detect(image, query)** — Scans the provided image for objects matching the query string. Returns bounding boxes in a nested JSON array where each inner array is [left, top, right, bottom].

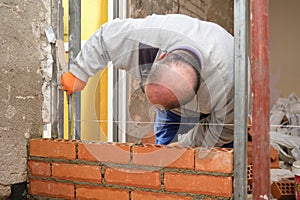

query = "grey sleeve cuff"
[[69, 63, 90, 83]]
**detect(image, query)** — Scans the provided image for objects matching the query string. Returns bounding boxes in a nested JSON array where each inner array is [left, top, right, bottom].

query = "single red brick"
[[76, 185, 129, 200], [105, 167, 161, 190], [132, 145, 194, 169], [29, 139, 76, 160], [28, 160, 51, 177], [140, 130, 156, 144], [78, 142, 130, 164], [52, 162, 101, 183], [164, 172, 232, 197], [195, 148, 233, 173], [29, 178, 74, 199], [131, 190, 192, 200]]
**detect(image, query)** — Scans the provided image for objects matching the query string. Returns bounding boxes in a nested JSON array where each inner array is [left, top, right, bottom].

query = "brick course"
[[164, 172, 232, 197], [78, 142, 131, 164], [29, 179, 74, 199], [52, 162, 102, 183], [28, 139, 233, 199], [28, 160, 51, 177], [76, 186, 129, 200], [131, 190, 192, 200], [132, 145, 195, 169], [195, 148, 234, 173], [29, 139, 76, 160], [105, 167, 161, 189]]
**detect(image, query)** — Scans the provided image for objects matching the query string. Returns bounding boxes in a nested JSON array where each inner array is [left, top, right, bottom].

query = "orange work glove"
[[61, 71, 87, 95]]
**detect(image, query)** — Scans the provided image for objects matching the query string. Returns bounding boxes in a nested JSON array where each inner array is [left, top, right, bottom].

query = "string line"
[[69, 119, 300, 128]]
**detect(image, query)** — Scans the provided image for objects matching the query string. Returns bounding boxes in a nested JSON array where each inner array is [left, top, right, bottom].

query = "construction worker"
[[61, 14, 234, 148]]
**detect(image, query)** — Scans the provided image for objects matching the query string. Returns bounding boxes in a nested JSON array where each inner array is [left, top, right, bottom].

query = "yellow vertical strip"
[[80, 0, 108, 141], [63, 1, 69, 42], [63, 1, 68, 139], [62, 0, 108, 140], [99, 0, 108, 138], [99, 67, 108, 137]]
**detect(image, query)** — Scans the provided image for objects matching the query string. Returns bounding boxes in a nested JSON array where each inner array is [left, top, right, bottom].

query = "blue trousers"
[[154, 109, 233, 148]]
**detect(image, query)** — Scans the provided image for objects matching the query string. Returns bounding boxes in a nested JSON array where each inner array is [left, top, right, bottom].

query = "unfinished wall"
[[0, 0, 51, 198], [28, 139, 233, 199]]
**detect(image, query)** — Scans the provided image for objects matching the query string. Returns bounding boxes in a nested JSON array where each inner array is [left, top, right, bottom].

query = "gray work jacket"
[[70, 14, 234, 147]]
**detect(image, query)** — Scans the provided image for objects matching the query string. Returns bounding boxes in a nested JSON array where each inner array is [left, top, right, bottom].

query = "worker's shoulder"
[[148, 13, 194, 18], [146, 14, 226, 31], [145, 13, 199, 22]]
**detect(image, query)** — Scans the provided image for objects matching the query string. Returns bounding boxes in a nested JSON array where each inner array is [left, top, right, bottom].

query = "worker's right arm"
[[61, 17, 148, 95], [63, 14, 205, 94]]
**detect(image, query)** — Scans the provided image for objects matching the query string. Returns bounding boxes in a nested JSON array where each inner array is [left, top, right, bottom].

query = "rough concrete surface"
[[0, 0, 51, 198]]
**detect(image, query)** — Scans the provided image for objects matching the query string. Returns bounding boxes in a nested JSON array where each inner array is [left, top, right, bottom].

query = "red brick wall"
[[28, 139, 233, 199]]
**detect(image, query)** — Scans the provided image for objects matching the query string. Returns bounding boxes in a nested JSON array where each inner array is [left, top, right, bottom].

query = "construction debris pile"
[[247, 93, 300, 199], [270, 93, 300, 163]]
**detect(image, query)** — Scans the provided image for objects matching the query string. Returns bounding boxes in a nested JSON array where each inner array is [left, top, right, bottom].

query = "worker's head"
[[144, 50, 201, 110]]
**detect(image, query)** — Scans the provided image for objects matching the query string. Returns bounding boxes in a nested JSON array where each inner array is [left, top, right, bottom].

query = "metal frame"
[[250, 0, 271, 198], [233, 0, 249, 198], [57, 0, 65, 139], [117, 0, 128, 143], [68, 0, 81, 140], [107, 0, 119, 142], [48, 0, 65, 139], [108, 0, 128, 143], [234, 0, 271, 198]]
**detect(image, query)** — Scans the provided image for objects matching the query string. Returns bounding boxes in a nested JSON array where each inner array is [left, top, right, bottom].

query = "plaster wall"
[[0, 0, 51, 198]]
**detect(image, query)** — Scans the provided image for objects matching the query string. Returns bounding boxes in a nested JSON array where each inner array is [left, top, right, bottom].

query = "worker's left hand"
[[60, 71, 87, 95]]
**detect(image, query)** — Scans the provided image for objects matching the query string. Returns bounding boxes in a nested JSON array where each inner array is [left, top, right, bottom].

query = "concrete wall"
[[0, 0, 51, 198]]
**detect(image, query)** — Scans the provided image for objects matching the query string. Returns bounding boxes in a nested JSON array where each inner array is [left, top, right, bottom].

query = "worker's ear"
[[158, 52, 167, 60]]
